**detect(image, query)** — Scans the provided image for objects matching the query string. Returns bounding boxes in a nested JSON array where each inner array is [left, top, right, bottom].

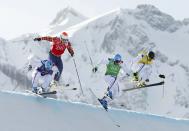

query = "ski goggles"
[[115, 60, 121, 64], [62, 39, 69, 43]]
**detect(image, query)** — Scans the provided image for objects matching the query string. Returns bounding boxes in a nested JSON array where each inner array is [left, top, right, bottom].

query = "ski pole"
[[108, 77, 117, 91], [159, 74, 165, 97], [10, 38, 34, 43], [104, 76, 117, 97], [84, 43, 94, 68], [64, 88, 77, 91], [72, 57, 84, 96], [137, 64, 145, 74]]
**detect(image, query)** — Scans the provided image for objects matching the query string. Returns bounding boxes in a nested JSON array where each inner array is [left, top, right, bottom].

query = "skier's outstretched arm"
[[34, 36, 56, 42], [120, 63, 132, 77], [97, 59, 109, 66], [67, 42, 74, 57], [92, 59, 109, 73], [142, 61, 165, 82], [153, 61, 165, 79]]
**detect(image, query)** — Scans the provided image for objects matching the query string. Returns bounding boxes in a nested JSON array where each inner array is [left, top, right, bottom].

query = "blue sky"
[[0, 0, 189, 39]]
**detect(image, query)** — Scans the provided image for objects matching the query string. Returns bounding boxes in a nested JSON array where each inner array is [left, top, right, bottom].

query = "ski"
[[89, 88, 108, 111], [64, 87, 77, 91], [72, 87, 77, 90], [122, 81, 164, 92], [89, 88, 120, 127], [97, 98, 108, 111], [39, 90, 57, 95], [26, 90, 57, 98]]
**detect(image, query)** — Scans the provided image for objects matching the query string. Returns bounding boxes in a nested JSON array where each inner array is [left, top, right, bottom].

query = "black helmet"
[[148, 51, 155, 59]]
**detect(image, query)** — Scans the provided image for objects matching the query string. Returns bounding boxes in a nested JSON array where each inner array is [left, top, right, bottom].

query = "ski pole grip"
[[159, 74, 165, 79]]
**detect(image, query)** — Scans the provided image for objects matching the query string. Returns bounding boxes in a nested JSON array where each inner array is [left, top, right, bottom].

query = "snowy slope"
[[0, 90, 189, 131], [1, 4, 189, 119]]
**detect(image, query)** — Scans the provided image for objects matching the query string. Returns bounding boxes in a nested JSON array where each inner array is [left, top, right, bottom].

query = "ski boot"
[[98, 97, 108, 110], [32, 87, 43, 94], [50, 80, 58, 87], [137, 81, 146, 87], [107, 90, 113, 99], [32, 87, 38, 94]]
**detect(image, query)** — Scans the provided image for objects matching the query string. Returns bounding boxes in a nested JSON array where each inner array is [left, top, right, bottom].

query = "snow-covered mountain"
[[1, 4, 189, 119], [45, 6, 87, 35]]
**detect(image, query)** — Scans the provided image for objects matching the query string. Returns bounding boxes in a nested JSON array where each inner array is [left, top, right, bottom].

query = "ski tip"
[[104, 107, 108, 111], [65, 84, 70, 87], [116, 124, 120, 127], [53, 90, 57, 93], [39, 90, 57, 95], [160, 81, 165, 84]]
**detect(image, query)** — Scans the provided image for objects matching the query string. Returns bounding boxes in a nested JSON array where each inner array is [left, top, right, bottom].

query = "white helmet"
[[60, 32, 69, 43]]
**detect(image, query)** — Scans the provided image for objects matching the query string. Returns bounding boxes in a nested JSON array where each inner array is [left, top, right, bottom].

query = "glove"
[[133, 72, 138, 76], [70, 52, 74, 57], [92, 67, 98, 73], [34, 38, 41, 41], [41, 71, 46, 76], [159, 74, 165, 79], [48, 70, 53, 75], [40, 70, 53, 76], [126, 73, 130, 77], [133, 72, 139, 81], [145, 79, 149, 82], [28, 65, 32, 71]]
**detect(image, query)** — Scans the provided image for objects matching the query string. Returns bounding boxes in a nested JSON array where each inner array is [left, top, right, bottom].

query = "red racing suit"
[[39, 36, 74, 81], [40, 36, 74, 57]]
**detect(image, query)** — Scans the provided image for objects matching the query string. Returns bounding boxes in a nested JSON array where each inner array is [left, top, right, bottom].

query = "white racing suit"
[[31, 60, 53, 93], [129, 54, 153, 82], [98, 58, 130, 100], [104, 75, 119, 99]]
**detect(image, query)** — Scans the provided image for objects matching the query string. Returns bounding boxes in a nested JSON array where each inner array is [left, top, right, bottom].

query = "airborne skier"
[[130, 50, 165, 87], [33, 32, 74, 84], [31, 60, 54, 94], [92, 54, 130, 110]]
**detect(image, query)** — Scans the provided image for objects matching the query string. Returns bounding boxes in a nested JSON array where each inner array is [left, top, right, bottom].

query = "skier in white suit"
[[92, 54, 130, 110], [31, 60, 54, 94], [130, 50, 164, 86]]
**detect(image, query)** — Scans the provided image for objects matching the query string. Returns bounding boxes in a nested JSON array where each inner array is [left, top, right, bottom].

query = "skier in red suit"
[[34, 32, 74, 82]]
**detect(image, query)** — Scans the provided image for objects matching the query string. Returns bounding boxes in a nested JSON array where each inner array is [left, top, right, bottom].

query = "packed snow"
[[0, 90, 189, 131]]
